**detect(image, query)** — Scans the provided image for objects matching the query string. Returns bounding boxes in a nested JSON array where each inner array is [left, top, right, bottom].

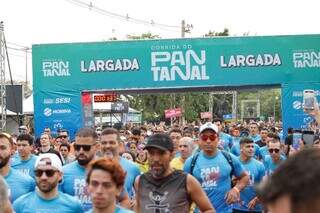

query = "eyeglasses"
[[59, 135, 68, 139], [200, 134, 217, 141], [269, 148, 280, 153], [34, 169, 57, 177], [74, 144, 92, 151]]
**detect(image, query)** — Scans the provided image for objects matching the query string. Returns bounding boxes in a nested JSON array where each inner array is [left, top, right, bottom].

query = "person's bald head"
[[178, 137, 193, 160]]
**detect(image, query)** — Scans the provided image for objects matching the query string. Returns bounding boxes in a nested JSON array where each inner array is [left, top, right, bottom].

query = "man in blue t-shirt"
[[231, 142, 261, 159], [263, 136, 286, 176], [99, 128, 141, 199], [13, 153, 83, 213], [248, 123, 261, 143], [0, 133, 35, 203], [61, 128, 131, 211], [213, 118, 233, 152], [233, 137, 265, 213], [11, 133, 38, 178], [184, 122, 249, 213], [61, 128, 103, 211]]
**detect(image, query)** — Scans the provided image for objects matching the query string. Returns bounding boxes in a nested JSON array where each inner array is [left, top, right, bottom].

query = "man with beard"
[[99, 128, 140, 200], [61, 128, 131, 211], [135, 133, 215, 213], [0, 133, 35, 202], [0, 176, 13, 213], [60, 128, 99, 211], [13, 153, 83, 212]]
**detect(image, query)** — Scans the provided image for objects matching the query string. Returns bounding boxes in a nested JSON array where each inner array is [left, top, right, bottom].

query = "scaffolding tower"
[[0, 22, 6, 131]]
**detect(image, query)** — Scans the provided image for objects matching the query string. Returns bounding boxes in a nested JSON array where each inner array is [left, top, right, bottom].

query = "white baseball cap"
[[200, 122, 219, 134], [35, 153, 62, 172]]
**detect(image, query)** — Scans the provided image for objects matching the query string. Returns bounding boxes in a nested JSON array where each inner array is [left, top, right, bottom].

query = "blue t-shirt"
[[85, 205, 134, 213], [230, 143, 261, 159], [184, 150, 245, 213], [11, 154, 38, 178], [278, 130, 284, 143], [258, 146, 269, 161], [231, 137, 241, 147], [119, 157, 141, 198], [13, 190, 83, 213], [11, 152, 20, 163], [219, 132, 233, 152], [249, 134, 262, 143], [61, 161, 91, 211], [263, 155, 286, 176], [4, 168, 35, 202], [233, 157, 265, 211]]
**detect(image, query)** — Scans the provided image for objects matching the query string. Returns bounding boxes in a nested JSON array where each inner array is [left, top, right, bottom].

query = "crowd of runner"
[[0, 112, 320, 213]]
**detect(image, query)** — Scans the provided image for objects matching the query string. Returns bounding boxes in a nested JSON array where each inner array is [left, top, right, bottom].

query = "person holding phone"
[[304, 90, 320, 126]]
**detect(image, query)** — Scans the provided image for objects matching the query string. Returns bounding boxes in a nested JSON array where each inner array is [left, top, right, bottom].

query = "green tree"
[[204, 28, 229, 37], [237, 88, 281, 121]]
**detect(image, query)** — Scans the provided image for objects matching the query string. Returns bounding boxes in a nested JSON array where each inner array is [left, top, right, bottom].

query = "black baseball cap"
[[144, 133, 174, 152]]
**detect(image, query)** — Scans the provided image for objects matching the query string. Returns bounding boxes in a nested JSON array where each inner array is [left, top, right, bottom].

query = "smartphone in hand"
[[303, 90, 315, 110]]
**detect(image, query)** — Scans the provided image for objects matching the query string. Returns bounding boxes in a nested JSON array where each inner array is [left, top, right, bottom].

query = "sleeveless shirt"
[[138, 170, 191, 213]]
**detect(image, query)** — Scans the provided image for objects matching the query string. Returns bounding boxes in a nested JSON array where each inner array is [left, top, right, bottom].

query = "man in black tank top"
[[134, 133, 215, 213]]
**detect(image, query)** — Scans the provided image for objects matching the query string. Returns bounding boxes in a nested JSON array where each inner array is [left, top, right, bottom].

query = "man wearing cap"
[[11, 133, 38, 178], [135, 133, 215, 213], [0, 133, 35, 203], [13, 153, 83, 213], [184, 122, 249, 213]]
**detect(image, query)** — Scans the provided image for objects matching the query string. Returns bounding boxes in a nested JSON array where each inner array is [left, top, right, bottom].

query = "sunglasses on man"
[[269, 148, 280, 153], [34, 169, 58, 178], [200, 134, 217, 141], [74, 144, 92, 152]]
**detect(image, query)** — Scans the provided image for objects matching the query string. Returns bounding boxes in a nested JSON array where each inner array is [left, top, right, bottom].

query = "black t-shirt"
[[285, 134, 293, 145], [256, 140, 266, 147]]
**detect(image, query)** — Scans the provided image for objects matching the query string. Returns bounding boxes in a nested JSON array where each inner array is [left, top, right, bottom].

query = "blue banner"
[[282, 83, 320, 135]]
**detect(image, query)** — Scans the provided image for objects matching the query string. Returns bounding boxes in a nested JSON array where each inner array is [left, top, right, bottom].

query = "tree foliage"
[[204, 28, 229, 37]]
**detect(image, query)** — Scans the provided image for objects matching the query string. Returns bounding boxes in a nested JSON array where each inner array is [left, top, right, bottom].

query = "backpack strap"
[[221, 150, 235, 179], [190, 149, 200, 175]]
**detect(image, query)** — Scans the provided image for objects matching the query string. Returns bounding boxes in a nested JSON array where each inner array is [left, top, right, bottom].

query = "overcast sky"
[[1, 0, 320, 85]]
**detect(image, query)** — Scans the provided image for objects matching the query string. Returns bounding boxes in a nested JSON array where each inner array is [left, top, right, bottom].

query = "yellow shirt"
[[136, 161, 149, 173], [170, 157, 185, 170]]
